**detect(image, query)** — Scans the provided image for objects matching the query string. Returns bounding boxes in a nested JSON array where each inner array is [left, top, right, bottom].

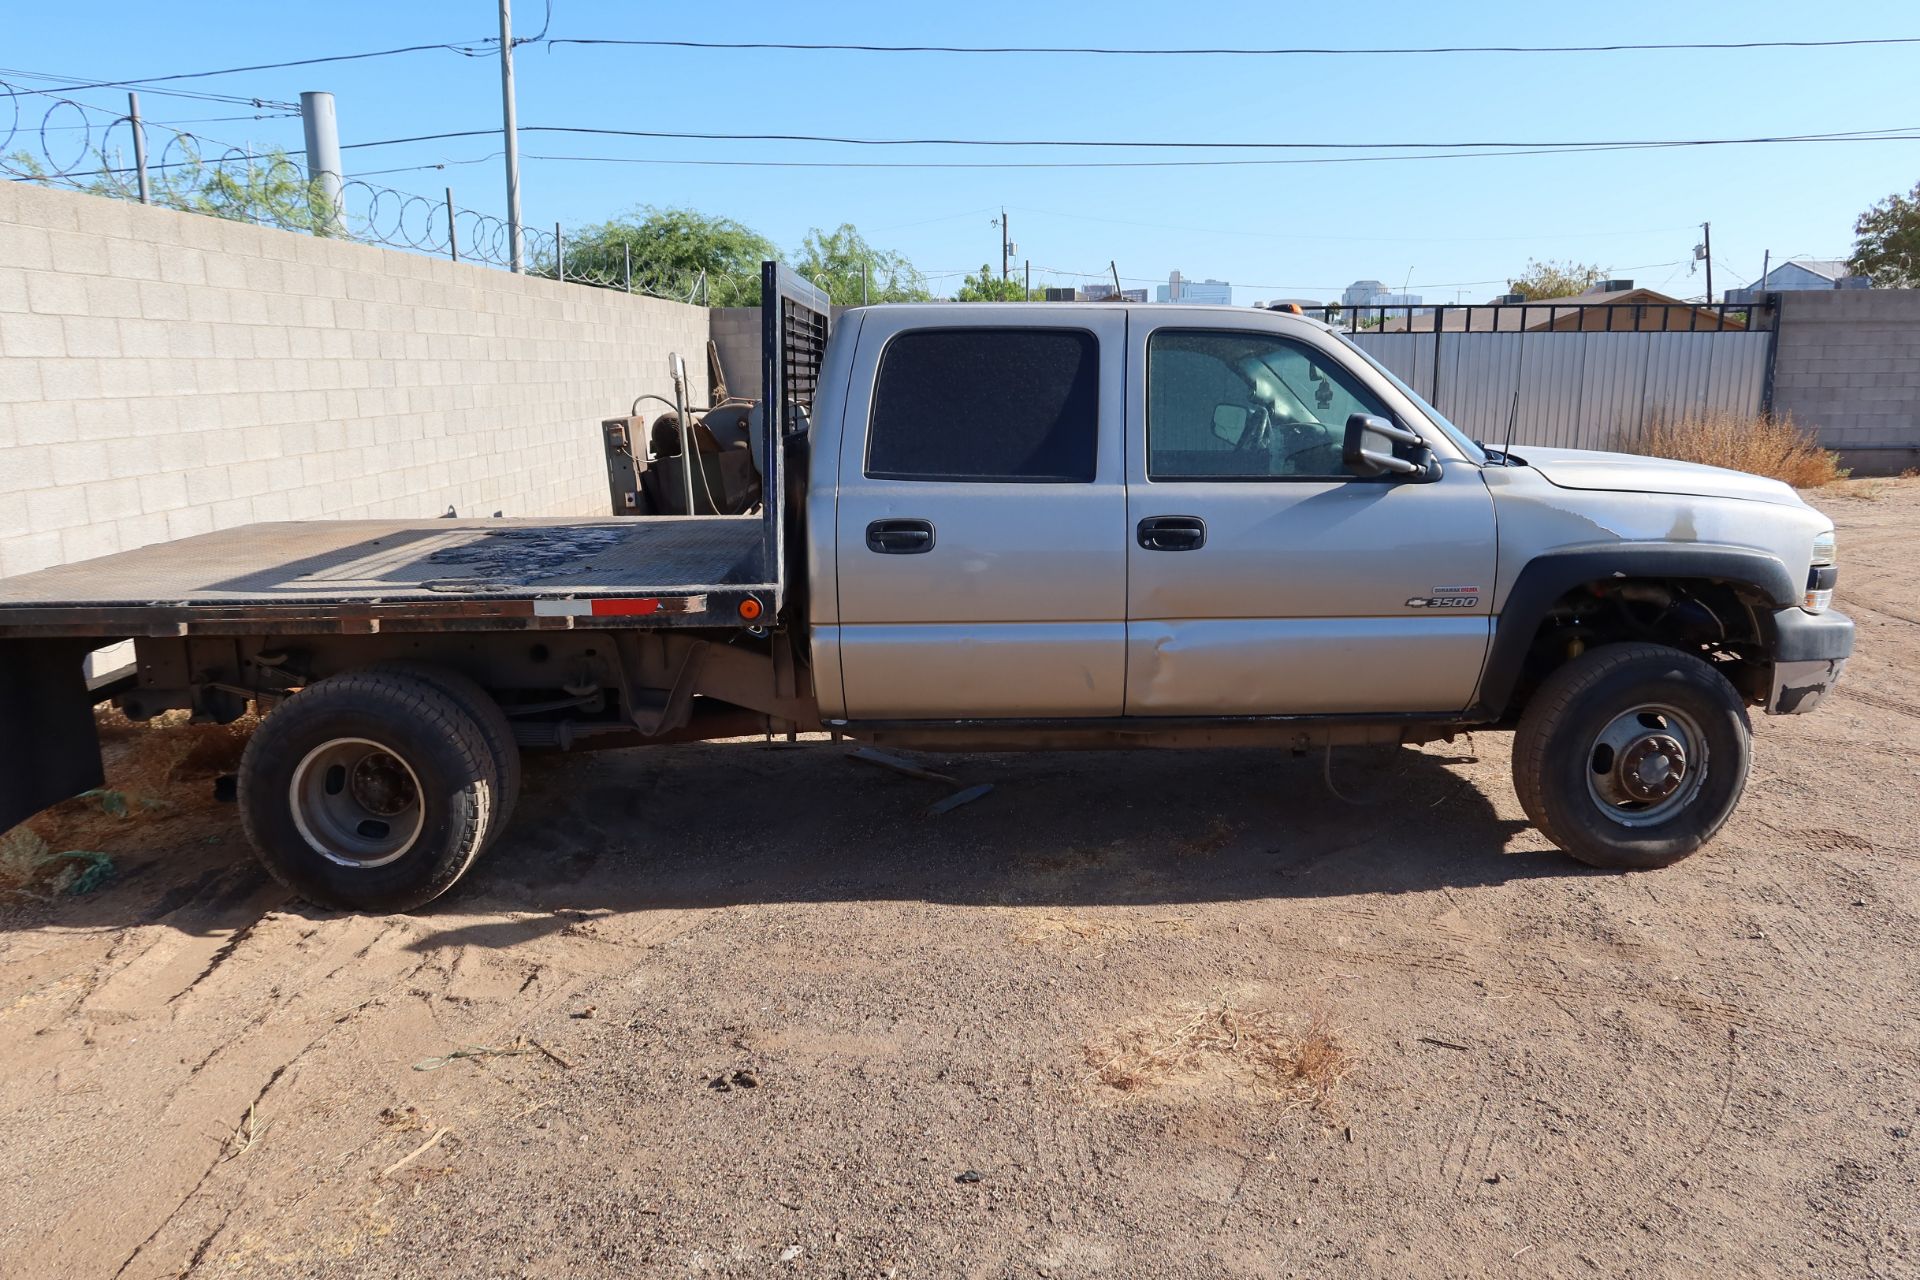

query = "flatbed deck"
[[0, 517, 772, 637]]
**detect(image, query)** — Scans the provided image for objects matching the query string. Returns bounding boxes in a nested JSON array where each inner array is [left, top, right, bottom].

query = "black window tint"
[[867, 328, 1099, 482]]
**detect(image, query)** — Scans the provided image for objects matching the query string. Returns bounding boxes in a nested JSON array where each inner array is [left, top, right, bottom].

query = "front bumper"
[[1764, 606, 1855, 715]]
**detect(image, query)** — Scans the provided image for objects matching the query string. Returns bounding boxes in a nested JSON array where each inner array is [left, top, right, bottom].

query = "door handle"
[[1137, 515, 1206, 552], [866, 518, 936, 554]]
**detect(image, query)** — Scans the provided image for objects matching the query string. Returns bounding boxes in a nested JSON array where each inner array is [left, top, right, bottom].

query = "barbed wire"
[[0, 79, 733, 306]]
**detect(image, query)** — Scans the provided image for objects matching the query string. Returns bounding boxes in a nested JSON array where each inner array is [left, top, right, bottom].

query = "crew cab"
[[0, 265, 1854, 910]]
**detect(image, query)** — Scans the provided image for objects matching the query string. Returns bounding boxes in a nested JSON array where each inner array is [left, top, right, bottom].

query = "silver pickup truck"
[[0, 265, 1854, 910]]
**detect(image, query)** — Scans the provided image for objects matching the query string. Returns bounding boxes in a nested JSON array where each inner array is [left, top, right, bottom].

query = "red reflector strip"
[[531, 595, 706, 619], [590, 597, 662, 617]]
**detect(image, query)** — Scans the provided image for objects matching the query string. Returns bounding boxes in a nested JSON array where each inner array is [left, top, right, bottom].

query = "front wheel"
[[237, 670, 499, 911], [1512, 643, 1751, 870]]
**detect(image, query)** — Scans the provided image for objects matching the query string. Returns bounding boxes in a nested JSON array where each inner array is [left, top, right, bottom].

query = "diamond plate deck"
[[0, 517, 768, 609]]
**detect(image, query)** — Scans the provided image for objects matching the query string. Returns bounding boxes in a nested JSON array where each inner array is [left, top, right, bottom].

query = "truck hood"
[[1514, 446, 1806, 508]]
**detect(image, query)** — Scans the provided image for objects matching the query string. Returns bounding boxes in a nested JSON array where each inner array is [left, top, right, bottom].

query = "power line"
[[549, 35, 1920, 57], [491, 132, 1918, 172], [0, 41, 502, 100], [0, 67, 297, 110], [339, 122, 1920, 153], [1007, 204, 1701, 244]]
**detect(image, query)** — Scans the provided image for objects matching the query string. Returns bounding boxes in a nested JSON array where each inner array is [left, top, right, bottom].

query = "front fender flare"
[[1469, 543, 1797, 720]]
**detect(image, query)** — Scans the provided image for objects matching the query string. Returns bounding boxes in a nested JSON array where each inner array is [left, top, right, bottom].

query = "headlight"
[[1806, 530, 1837, 612]]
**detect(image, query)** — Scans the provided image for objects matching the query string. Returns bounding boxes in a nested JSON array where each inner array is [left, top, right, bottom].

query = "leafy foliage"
[[794, 224, 930, 305], [1507, 259, 1608, 300], [6, 144, 331, 232], [1848, 182, 1920, 288], [955, 265, 1032, 301], [537, 206, 779, 303]]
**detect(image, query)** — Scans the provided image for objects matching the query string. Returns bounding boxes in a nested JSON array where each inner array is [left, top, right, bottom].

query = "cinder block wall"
[[1771, 289, 1920, 474], [709, 306, 763, 401], [0, 182, 709, 579]]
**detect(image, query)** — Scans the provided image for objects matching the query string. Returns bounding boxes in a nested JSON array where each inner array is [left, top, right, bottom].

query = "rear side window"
[[866, 328, 1099, 482]]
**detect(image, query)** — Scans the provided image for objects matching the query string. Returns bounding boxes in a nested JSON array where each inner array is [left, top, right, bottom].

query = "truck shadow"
[[410, 739, 1592, 952], [0, 739, 1601, 944]]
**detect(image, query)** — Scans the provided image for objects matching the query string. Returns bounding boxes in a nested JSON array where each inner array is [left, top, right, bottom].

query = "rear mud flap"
[[0, 639, 105, 832]]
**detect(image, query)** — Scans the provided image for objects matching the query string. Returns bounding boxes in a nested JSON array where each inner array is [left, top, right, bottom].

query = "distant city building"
[[1342, 278, 1424, 309], [1154, 270, 1233, 305], [1726, 258, 1868, 304]]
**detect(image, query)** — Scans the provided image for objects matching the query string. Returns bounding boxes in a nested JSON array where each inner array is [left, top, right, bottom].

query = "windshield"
[[1332, 333, 1489, 466]]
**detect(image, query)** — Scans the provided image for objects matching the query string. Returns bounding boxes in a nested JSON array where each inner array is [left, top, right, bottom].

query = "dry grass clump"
[[1086, 997, 1347, 1109], [1629, 409, 1846, 488], [0, 709, 254, 897]]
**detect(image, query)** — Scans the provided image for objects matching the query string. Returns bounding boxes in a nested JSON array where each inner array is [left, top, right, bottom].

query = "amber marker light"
[[739, 598, 763, 621]]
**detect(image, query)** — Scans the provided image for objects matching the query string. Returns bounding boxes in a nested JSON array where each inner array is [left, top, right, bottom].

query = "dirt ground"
[[1, 481, 1916, 1280]]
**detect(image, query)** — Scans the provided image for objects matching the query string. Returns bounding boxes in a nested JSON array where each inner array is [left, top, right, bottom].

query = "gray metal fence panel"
[[1348, 328, 1771, 451]]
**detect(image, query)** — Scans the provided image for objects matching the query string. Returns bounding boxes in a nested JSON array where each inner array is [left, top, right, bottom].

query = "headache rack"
[[760, 260, 832, 611]]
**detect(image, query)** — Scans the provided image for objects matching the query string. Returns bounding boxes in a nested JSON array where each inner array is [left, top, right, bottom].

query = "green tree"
[[163, 149, 330, 231], [954, 264, 1031, 301], [1848, 181, 1920, 288], [541, 206, 778, 303], [1507, 258, 1608, 300], [795, 224, 929, 304], [5, 144, 329, 232]]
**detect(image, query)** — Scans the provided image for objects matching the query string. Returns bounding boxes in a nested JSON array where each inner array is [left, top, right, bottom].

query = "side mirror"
[[1343, 413, 1426, 479]]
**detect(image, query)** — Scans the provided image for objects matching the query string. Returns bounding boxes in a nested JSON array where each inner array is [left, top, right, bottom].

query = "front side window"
[[1147, 330, 1390, 479], [867, 328, 1099, 482]]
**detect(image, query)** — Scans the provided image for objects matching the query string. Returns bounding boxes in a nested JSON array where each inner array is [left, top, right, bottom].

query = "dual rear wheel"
[[237, 665, 521, 912]]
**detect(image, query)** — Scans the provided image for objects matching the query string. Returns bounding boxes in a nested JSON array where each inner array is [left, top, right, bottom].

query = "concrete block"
[[137, 280, 189, 322], [0, 311, 65, 358], [111, 510, 169, 553], [0, 227, 54, 272], [67, 193, 135, 241], [44, 229, 110, 277], [12, 399, 77, 446], [27, 484, 91, 531], [157, 248, 208, 287], [0, 357, 42, 405], [183, 466, 231, 505], [138, 469, 189, 514], [0, 267, 28, 315], [84, 475, 144, 524], [164, 504, 214, 541], [61, 314, 122, 359], [25, 271, 88, 316], [0, 530, 64, 578], [104, 237, 160, 282], [0, 445, 53, 494]]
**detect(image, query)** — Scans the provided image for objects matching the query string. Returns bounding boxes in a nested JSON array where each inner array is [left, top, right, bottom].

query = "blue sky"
[[8, 1, 1917, 303]]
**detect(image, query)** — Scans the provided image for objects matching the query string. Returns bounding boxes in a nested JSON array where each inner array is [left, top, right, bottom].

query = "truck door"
[[1124, 317, 1498, 715], [834, 309, 1128, 718]]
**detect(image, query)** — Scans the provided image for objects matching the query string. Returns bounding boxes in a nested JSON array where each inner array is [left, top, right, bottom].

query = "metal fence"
[[0, 80, 733, 304], [1294, 303, 1780, 450]]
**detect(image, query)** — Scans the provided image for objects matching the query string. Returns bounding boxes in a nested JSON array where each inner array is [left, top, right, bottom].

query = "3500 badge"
[[1405, 586, 1482, 609]]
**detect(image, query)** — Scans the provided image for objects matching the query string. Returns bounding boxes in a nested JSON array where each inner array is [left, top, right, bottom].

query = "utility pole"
[[1699, 221, 1714, 304], [299, 91, 343, 235], [996, 207, 1012, 281], [1760, 248, 1771, 294], [498, 0, 525, 272], [1025, 259, 1031, 301]]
